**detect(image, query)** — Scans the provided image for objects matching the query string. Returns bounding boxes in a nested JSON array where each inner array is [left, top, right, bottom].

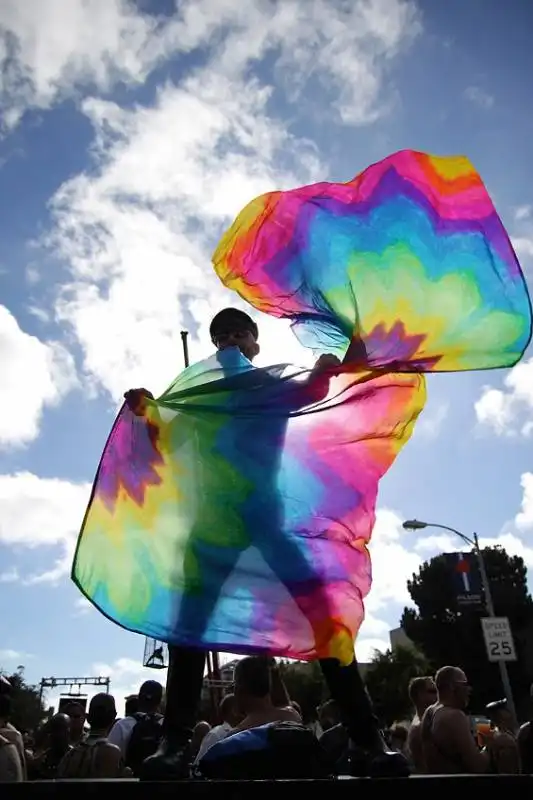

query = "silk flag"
[[73, 150, 531, 664]]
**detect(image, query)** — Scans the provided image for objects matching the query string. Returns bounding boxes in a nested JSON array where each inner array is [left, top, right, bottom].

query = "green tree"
[[401, 547, 533, 717], [0, 666, 46, 731], [364, 645, 430, 727], [278, 660, 327, 721]]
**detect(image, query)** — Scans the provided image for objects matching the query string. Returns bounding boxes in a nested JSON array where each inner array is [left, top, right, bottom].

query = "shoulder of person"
[[101, 740, 123, 755], [278, 705, 302, 722], [493, 730, 517, 747]]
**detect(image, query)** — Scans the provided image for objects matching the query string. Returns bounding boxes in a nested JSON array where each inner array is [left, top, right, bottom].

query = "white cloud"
[[1, 0, 421, 129], [0, 0, 189, 127], [32, 0, 421, 400], [475, 358, 533, 436], [0, 306, 77, 448], [0, 566, 19, 584], [414, 533, 458, 553], [512, 236, 533, 260], [515, 473, 533, 531], [414, 402, 449, 440], [73, 597, 93, 616], [0, 649, 33, 665], [0, 472, 91, 584], [366, 509, 422, 613], [356, 637, 390, 662], [413, 520, 533, 570], [515, 205, 532, 222], [464, 85, 494, 109]]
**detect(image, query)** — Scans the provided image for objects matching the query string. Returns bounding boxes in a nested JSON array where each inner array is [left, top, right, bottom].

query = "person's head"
[[388, 724, 408, 752], [138, 680, 163, 713], [408, 676, 437, 714], [87, 694, 116, 733], [234, 656, 271, 714], [125, 695, 139, 717], [219, 693, 241, 726], [486, 699, 513, 731], [435, 666, 471, 710], [0, 693, 11, 723], [317, 699, 340, 731], [191, 720, 211, 755], [209, 308, 260, 362], [47, 713, 70, 750], [64, 702, 86, 739]]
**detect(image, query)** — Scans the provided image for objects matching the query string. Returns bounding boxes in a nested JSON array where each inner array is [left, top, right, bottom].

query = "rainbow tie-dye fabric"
[[72, 150, 531, 664], [214, 150, 531, 372]]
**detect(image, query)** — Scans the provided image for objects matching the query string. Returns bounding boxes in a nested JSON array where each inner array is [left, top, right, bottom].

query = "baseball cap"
[[209, 308, 258, 342], [139, 680, 163, 702]]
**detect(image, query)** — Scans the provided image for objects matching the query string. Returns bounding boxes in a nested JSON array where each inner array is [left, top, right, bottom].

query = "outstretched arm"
[[280, 353, 342, 412]]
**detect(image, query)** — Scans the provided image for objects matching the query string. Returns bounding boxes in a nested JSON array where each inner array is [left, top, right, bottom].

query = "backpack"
[[198, 721, 333, 780], [125, 713, 163, 776], [56, 737, 109, 779]]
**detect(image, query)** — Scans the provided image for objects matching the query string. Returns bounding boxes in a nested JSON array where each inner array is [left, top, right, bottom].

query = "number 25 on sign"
[[481, 617, 517, 662]]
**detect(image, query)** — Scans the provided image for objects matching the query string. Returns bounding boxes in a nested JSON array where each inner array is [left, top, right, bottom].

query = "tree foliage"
[[364, 645, 430, 727], [0, 666, 46, 732], [401, 546, 533, 716], [278, 660, 327, 721]]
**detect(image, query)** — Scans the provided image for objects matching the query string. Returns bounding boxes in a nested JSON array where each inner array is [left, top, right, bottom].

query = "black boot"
[[139, 732, 192, 781], [139, 645, 206, 781], [346, 734, 410, 778], [320, 657, 410, 778]]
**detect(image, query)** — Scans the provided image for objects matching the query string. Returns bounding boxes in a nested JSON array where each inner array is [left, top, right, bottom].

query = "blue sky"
[[1, 0, 533, 714]]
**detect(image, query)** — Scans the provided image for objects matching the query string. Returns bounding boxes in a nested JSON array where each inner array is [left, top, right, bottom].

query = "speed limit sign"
[[481, 617, 517, 662]]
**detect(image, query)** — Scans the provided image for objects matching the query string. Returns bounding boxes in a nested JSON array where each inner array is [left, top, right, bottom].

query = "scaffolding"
[[39, 676, 110, 704]]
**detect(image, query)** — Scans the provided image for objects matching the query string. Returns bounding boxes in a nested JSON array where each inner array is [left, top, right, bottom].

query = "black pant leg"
[[163, 645, 206, 739], [319, 657, 379, 749]]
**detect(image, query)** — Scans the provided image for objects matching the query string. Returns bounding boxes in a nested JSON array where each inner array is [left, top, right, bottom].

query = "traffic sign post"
[[481, 617, 517, 662]]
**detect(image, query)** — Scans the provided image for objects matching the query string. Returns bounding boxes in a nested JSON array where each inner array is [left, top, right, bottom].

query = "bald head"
[[435, 666, 470, 709], [435, 666, 465, 691], [49, 713, 70, 731]]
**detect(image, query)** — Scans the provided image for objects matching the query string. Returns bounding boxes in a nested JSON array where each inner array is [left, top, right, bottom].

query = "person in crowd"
[[388, 724, 408, 755], [195, 694, 241, 763], [421, 666, 492, 774], [484, 699, 520, 774], [29, 714, 71, 779], [0, 691, 25, 779], [518, 683, 533, 773], [64, 702, 87, 745], [57, 694, 131, 779], [190, 721, 211, 761], [230, 657, 300, 734], [406, 676, 437, 772], [108, 680, 163, 758]]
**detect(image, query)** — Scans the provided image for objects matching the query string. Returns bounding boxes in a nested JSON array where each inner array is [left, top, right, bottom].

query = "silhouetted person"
[[125, 307, 408, 779]]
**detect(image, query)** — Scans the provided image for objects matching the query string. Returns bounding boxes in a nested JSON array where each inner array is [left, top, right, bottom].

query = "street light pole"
[[403, 520, 518, 728]]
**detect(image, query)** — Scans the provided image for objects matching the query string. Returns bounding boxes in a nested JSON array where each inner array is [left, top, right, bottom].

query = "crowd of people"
[[1, 659, 533, 781]]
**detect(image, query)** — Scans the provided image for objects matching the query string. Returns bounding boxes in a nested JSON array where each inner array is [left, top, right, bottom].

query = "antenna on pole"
[[180, 331, 190, 368]]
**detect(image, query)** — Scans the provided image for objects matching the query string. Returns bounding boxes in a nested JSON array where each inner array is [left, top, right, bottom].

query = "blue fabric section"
[[201, 724, 273, 761]]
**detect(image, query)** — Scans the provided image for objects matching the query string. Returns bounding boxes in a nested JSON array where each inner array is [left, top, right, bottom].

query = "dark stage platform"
[[5, 775, 533, 796]]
